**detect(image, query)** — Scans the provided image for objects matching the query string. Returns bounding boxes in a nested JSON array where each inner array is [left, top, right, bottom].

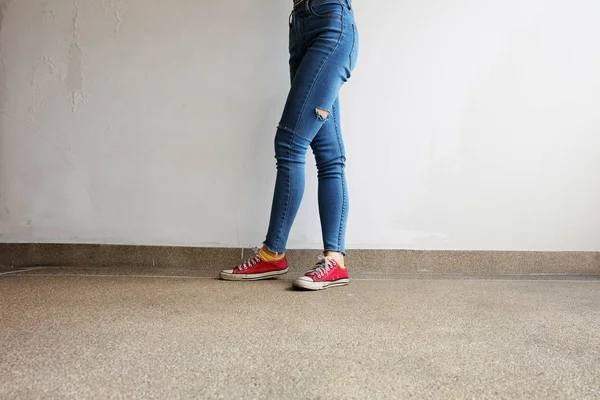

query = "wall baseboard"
[[0, 243, 598, 275]]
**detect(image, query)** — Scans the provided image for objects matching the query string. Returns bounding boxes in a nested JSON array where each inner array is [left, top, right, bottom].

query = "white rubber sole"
[[292, 278, 350, 291], [219, 268, 289, 281]]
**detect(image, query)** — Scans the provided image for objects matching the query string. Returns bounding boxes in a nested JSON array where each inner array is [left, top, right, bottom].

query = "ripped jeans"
[[264, 0, 359, 254]]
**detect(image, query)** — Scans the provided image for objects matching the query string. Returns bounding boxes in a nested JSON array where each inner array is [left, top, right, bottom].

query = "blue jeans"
[[264, 0, 358, 254]]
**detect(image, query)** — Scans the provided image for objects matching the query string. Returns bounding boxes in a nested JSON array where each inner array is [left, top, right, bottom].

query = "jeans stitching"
[[307, 0, 344, 17], [349, 23, 356, 70], [339, 172, 346, 252], [273, 130, 291, 253], [332, 101, 345, 252]]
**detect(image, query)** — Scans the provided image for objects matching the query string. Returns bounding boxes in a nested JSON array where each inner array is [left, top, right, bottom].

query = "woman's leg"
[[264, 5, 355, 254], [310, 97, 348, 265]]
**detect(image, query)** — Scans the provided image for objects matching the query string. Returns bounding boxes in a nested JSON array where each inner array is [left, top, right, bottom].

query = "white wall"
[[1, 0, 599, 251]]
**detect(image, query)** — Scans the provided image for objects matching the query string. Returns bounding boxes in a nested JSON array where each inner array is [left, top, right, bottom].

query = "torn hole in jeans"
[[315, 108, 330, 121]]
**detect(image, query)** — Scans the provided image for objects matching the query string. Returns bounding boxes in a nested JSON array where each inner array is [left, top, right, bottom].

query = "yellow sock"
[[259, 247, 285, 262], [326, 256, 346, 269]]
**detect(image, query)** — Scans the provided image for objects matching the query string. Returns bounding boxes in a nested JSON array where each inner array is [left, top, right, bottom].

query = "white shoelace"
[[306, 256, 334, 279], [238, 247, 262, 271]]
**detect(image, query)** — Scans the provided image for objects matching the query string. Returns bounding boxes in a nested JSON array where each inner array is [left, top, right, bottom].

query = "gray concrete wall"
[[1, 0, 600, 251]]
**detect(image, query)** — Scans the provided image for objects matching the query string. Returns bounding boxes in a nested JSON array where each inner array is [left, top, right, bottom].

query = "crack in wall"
[[67, 0, 83, 113], [0, 0, 11, 113], [41, 0, 57, 22], [0, 0, 12, 231]]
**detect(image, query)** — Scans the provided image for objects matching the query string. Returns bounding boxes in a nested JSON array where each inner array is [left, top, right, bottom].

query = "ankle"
[[324, 251, 345, 267], [261, 245, 283, 257], [259, 246, 285, 262]]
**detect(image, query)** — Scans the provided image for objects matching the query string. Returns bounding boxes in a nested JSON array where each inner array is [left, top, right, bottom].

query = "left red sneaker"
[[220, 251, 288, 281], [293, 256, 350, 290]]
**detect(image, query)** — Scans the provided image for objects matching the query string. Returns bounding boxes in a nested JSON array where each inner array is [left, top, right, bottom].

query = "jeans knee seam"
[[332, 102, 344, 158]]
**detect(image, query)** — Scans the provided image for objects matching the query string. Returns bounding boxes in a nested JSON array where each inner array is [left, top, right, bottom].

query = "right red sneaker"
[[220, 251, 288, 281], [293, 256, 349, 290]]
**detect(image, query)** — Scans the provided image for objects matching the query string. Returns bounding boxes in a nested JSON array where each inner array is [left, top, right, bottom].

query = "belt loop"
[[293, 0, 304, 13]]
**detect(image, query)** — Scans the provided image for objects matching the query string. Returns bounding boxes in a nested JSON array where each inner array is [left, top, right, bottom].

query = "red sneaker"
[[220, 251, 288, 281], [293, 256, 350, 290]]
